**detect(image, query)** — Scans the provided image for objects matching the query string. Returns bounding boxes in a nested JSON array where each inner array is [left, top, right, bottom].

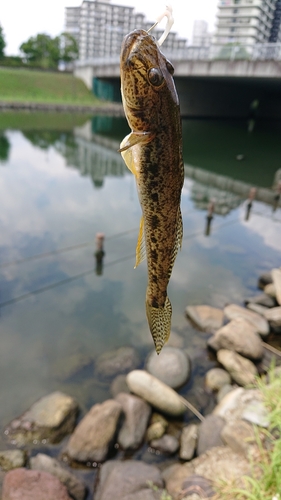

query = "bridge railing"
[[75, 42, 281, 67]]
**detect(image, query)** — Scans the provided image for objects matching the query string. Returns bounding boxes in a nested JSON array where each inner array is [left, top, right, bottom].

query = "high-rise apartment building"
[[192, 20, 212, 46], [213, 0, 281, 45], [65, 0, 187, 60]]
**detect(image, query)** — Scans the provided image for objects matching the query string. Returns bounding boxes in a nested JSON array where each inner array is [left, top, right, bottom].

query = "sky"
[[0, 0, 219, 56]]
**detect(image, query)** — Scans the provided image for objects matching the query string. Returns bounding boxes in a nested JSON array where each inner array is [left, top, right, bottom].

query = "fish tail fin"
[[146, 296, 172, 355]]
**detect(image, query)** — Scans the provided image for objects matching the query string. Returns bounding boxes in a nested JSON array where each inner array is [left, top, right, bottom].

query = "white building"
[[213, 0, 281, 45], [65, 0, 187, 61], [192, 20, 212, 46]]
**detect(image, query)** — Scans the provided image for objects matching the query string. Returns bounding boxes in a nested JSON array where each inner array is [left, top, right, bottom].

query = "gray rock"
[[95, 347, 140, 379], [94, 460, 163, 500], [5, 392, 79, 446], [221, 419, 256, 457], [110, 374, 129, 397], [272, 268, 281, 305], [217, 349, 258, 386], [52, 353, 94, 381], [244, 293, 276, 308], [0, 450, 26, 471], [163, 446, 251, 499], [66, 399, 122, 463], [205, 368, 231, 392], [179, 424, 198, 461], [258, 272, 273, 290], [146, 347, 190, 389], [216, 384, 234, 403], [150, 434, 179, 454], [2, 468, 71, 500], [185, 305, 224, 332], [264, 283, 276, 298], [126, 370, 186, 416], [211, 318, 263, 360], [196, 415, 225, 455], [263, 306, 281, 327], [224, 304, 269, 337], [30, 453, 86, 500], [246, 303, 269, 316], [115, 392, 151, 450], [213, 387, 270, 427]]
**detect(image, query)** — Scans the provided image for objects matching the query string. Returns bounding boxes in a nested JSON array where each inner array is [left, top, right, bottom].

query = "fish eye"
[[166, 60, 174, 75], [148, 67, 164, 87]]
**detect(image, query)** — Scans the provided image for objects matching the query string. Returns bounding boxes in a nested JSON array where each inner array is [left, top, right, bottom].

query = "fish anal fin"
[[146, 296, 172, 354], [134, 216, 146, 268]]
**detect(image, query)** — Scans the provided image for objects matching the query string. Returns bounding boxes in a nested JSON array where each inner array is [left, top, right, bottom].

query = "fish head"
[[120, 29, 179, 131]]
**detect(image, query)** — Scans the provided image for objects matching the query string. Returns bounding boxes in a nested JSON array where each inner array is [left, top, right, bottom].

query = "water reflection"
[[0, 133, 10, 163]]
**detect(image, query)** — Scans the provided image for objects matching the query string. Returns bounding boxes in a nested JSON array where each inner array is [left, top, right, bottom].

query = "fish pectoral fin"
[[121, 147, 136, 176], [134, 216, 146, 268], [146, 296, 172, 354], [119, 131, 155, 153]]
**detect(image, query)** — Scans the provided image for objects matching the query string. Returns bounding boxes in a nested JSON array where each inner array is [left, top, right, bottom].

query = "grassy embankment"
[[0, 67, 100, 106]]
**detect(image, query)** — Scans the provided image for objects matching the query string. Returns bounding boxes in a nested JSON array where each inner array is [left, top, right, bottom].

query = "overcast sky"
[[1, 0, 218, 55]]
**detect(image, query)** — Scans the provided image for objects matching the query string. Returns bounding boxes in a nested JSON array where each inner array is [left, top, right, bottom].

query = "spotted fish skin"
[[120, 29, 184, 354]]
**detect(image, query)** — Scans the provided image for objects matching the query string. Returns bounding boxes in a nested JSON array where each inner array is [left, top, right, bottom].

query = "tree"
[[59, 33, 78, 64], [0, 25, 6, 58], [20, 33, 60, 69]]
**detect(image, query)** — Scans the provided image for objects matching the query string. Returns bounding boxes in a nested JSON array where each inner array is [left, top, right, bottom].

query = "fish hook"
[[147, 4, 174, 46]]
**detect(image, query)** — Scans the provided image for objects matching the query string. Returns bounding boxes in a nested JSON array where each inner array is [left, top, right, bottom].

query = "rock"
[[179, 424, 198, 461], [258, 271, 273, 290], [210, 318, 263, 360], [205, 368, 231, 392], [53, 353, 94, 381], [244, 293, 276, 308], [30, 453, 86, 500], [264, 283, 276, 298], [196, 415, 225, 455], [263, 306, 281, 327], [66, 399, 122, 463], [146, 413, 168, 442], [0, 450, 26, 471], [110, 375, 130, 397], [2, 468, 71, 500], [185, 305, 224, 332], [163, 446, 251, 499], [94, 460, 163, 500], [213, 387, 270, 428], [95, 347, 140, 380], [115, 392, 151, 450], [246, 303, 269, 316], [224, 304, 269, 337], [5, 392, 79, 446], [126, 370, 186, 416], [221, 419, 257, 458], [272, 268, 281, 305], [217, 349, 258, 386], [146, 347, 190, 389], [216, 384, 234, 403], [181, 475, 215, 498], [150, 434, 179, 454]]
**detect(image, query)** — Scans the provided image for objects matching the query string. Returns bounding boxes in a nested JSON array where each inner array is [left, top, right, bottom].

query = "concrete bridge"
[[74, 43, 281, 118]]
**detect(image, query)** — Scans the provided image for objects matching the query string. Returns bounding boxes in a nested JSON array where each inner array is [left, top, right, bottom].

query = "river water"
[[0, 113, 281, 452]]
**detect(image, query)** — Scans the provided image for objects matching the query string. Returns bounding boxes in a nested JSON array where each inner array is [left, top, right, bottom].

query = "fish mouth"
[[121, 29, 152, 65]]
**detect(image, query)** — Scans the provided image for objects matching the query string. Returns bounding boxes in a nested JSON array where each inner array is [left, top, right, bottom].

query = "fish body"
[[120, 29, 184, 354]]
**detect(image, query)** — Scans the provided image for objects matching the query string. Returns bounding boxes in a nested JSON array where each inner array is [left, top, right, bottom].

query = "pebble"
[[5, 392, 79, 446], [30, 453, 86, 500], [126, 370, 186, 416], [150, 434, 179, 454], [66, 399, 122, 463], [258, 271, 273, 290], [216, 384, 234, 403], [221, 419, 257, 458], [264, 283, 276, 298], [185, 305, 224, 332], [110, 374, 129, 397], [224, 304, 269, 337], [2, 468, 71, 500], [115, 392, 151, 450], [95, 347, 140, 380], [146, 413, 168, 441], [196, 415, 225, 455], [272, 268, 281, 305], [180, 424, 198, 461], [205, 368, 231, 392], [146, 347, 190, 389], [217, 349, 258, 386], [244, 293, 276, 308], [263, 306, 281, 327], [0, 450, 26, 471], [246, 303, 269, 316], [210, 318, 263, 360]]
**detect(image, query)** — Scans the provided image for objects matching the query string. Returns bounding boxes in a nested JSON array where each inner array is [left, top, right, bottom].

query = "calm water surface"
[[1, 113, 281, 457]]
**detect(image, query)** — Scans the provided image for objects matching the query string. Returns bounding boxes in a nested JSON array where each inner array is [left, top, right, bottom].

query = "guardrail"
[[75, 42, 281, 66]]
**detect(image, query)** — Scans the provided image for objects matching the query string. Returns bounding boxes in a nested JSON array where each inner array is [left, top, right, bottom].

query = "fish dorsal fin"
[[134, 216, 146, 268]]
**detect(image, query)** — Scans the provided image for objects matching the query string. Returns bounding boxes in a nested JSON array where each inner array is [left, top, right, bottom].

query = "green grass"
[[214, 366, 281, 500], [0, 111, 91, 131], [0, 67, 100, 105]]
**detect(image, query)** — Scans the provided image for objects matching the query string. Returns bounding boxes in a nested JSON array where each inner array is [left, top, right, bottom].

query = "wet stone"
[[185, 305, 224, 332], [221, 419, 257, 458], [205, 368, 231, 392], [5, 392, 79, 446], [264, 283, 276, 298], [216, 384, 235, 404], [217, 349, 258, 386], [210, 318, 263, 360], [272, 268, 281, 305], [263, 306, 281, 327], [246, 303, 269, 316], [0, 450, 26, 471], [244, 293, 276, 308], [196, 415, 225, 456], [150, 434, 179, 455], [95, 347, 140, 380], [146, 347, 190, 389], [146, 413, 168, 442], [2, 468, 71, 500], [180, 424, 198, 461], [110, 374, 130, 397], [258, 271, 273, 290], [224, 304, 269, 337], [115, 392, 151, 450]]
